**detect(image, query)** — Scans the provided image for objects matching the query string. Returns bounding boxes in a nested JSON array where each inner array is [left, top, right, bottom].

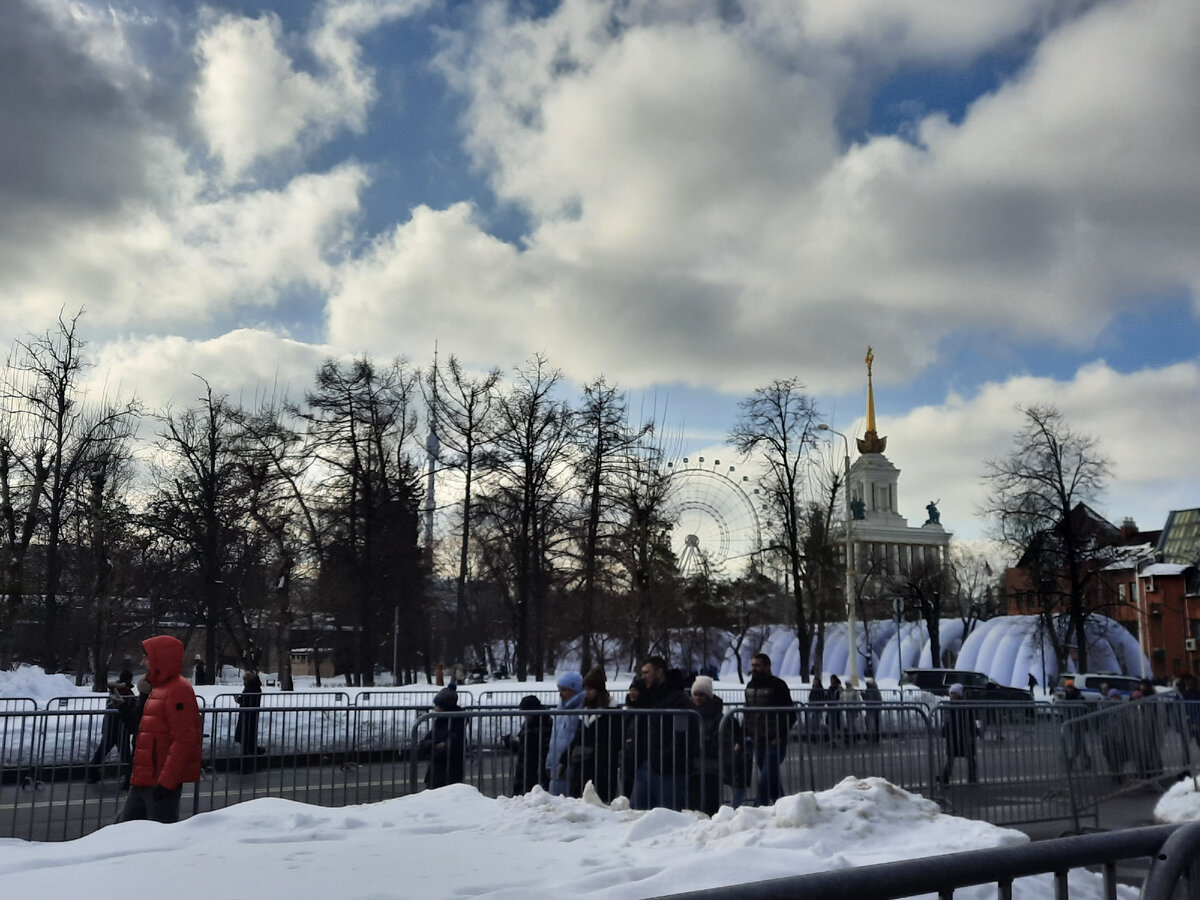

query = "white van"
[[1053, 673, 1142, 700]]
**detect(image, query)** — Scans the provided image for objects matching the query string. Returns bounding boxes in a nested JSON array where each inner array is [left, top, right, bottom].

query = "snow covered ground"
[[0, 666, 1173, 898], [0, 777, 1139, 899], [1155, 776, 1200, 824], [8, 666, 1200, 897]]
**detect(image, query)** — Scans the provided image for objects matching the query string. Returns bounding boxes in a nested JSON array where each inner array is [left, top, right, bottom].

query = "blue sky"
[[2, 0, 1199, 546]]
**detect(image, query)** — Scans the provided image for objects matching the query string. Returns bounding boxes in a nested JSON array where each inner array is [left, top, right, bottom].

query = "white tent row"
[[719, 615, 1150, 688]]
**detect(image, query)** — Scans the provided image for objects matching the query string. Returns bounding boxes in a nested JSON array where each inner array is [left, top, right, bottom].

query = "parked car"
[[900, 668, 1033, 702], [1052, 673, 1160, 701]]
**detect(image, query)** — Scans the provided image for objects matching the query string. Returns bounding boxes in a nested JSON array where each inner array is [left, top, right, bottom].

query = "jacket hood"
[[143, 635, 186, 685]]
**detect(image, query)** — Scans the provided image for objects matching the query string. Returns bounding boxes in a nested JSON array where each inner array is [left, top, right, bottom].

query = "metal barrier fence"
[[212, 691, 351, 708], [1064, 698, 1200, 825], [354, 689, 475, 707], [4, 698, 1198, 843], [475, 689, 558, 708], [649, 821, 1200, 899], [0, 698, 36, 713]]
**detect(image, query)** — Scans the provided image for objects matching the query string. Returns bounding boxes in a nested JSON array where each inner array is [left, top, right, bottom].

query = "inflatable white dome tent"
[[720, 614, 1149, 688]]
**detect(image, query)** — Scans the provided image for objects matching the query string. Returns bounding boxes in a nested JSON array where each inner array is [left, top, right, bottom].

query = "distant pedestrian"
[[863, 677, 883, 743], [1059, 679, 1091, 770], [86, 670, 137, 784], [744, 653, 795, 805], [418, 685, 466, 788], [1027, 673, 1038, 694], [569, 667, 621, 801], [688, 675, 724, 815], [509, 696, 551, 794], [1175, 672, 1200, 746], [630, 656, 693, 811], [192, 655, 208, 686], [119, 636, 203, 824], [939, 684, 977, 785], [547, 672, 584, 796], [233, 669, 265, 768]]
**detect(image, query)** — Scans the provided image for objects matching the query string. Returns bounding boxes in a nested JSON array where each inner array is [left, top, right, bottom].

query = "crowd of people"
[[433, 653, 799, 812]]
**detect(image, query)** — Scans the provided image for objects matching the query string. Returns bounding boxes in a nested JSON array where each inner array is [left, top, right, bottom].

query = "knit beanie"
[[948, 683, 964, 697], [434, 684, 459, 709], [582, 667, 607, 692], [518, 695, 544, 711], [691, 675, 714, 697], [556, 672, 583, 693]]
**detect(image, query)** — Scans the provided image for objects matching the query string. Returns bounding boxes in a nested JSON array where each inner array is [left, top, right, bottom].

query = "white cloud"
[[88, 328, 334, 417], [878, 360, 1200, 543], [194, 0, 432, 181], [404, 0, 1200, 394]]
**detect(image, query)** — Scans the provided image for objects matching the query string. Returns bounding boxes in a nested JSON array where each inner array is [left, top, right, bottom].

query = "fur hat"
[[948, 683, 964, 697], [434, 684, 459, 709], [556, 671, 583, 693], [691, 675, 714, 697], [582, 667, 607, 692]]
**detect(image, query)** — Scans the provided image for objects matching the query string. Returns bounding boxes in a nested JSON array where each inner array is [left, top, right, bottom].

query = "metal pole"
[[819, 424, 858, 688]]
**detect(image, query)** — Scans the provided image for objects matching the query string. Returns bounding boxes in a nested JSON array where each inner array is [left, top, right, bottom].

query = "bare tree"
[[148, 379, 249, 680], [983, 405, 1111, 672], [486, 355, 574, 680], [729, 378, 821, 682], [424, 355, 502, 665], [888, 556, 952, 668], [301, 357, 426, 687], [235, 397, 325, 690], [571, 377, 653, 673], [0, 310, 139, 671], [612, 441, 675, 665]]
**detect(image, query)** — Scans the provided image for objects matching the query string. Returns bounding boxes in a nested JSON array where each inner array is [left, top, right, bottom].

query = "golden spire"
[[857, 345, 888, 454]]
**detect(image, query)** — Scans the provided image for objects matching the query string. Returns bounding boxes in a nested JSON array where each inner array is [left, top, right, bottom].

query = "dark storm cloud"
[[0, 1, 189, 215]]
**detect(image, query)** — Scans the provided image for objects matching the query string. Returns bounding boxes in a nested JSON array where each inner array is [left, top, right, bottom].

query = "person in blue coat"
[[547, 672, 584, 795]]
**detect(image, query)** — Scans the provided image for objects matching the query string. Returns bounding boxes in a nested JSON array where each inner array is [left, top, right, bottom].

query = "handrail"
[[649, 822, 1198, 900]]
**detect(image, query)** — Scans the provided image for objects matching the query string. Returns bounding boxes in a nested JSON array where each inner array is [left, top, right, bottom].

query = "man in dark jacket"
[[744, 653, 794, 805], [631, 656, 694, 810], [940, 683, 978, 784], [119, 635, 203, 824], [234, 669, 265, 770]]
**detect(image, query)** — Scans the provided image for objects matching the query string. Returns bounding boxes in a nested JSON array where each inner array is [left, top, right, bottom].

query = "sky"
[[3, 0, 1200, 546], [0, 669, 1182, 899]]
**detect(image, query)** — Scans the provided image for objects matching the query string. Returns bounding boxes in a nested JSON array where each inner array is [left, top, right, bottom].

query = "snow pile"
[[0, 665, 85, 705], [1155, 776, 1200, 824], [0, 778, 1131, 899]]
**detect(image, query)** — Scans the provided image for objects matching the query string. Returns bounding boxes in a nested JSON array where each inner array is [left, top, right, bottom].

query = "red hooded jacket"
[[130, 635, 203, 789]]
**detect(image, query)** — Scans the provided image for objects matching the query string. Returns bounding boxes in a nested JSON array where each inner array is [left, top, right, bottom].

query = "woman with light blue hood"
[[547, 671, 584, 795]]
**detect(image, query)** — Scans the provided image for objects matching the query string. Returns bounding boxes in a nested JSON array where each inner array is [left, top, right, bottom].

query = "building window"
[[1118, 583, 1127, 604]]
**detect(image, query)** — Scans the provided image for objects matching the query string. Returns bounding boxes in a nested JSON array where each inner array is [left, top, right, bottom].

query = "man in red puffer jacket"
[[118, 635, 203, 824]]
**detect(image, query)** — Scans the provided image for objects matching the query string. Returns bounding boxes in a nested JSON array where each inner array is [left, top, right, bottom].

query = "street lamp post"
[[819, 424, 858, 689]]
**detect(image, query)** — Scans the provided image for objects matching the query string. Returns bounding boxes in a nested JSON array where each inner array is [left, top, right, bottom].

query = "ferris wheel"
[[662, 456, 763, 578]]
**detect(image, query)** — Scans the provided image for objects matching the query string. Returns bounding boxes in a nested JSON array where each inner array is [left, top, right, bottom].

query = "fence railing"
[[4, 698, 1198, 845], [647, 821, 1200, 900]]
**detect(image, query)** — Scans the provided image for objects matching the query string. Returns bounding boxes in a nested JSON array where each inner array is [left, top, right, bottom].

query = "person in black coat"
[[687, 676, 726, 815], [419, 685, 466, 788], [234, 669, 265, 769], [940, 684, 978, 784], [568, 667, 622, 801], [621, 678, 647, 799], [86, 670, 137, 783], [509, 695, 551, 794], [630, 657, 694, 810], [744, 653, 795, 805]]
